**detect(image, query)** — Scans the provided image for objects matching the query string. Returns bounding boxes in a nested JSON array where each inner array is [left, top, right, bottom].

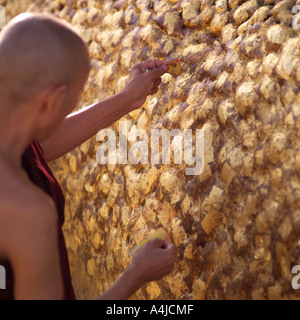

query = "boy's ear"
[[39, 84, 68, 115]]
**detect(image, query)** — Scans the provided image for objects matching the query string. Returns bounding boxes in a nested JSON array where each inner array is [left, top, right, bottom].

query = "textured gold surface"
[[3, 0, 300, 300]]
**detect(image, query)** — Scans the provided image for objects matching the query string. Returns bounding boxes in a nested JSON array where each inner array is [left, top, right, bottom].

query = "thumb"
[[148, 64, 168, 79], [148, 238, 165, 248]]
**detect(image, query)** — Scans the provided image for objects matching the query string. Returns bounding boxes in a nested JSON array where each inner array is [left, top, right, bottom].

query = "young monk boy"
[[0, 13, 176, 300]]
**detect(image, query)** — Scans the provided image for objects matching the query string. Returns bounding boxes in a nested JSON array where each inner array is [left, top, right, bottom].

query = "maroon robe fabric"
[[0, 142, 76, 300]]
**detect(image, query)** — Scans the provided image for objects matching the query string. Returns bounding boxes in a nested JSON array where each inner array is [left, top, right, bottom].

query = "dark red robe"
[[0, 142, 75, 300]]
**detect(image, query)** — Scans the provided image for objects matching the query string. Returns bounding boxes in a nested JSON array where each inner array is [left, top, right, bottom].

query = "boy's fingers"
[[142, 59, 168, 71], [148, 238, 165, 248], [162, 240, 175, 250], [147, 64, 168, 80]]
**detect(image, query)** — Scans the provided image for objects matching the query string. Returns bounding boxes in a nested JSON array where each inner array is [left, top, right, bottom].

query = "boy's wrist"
[[119, 87, 139, 112], [123, 261, 146, 289]]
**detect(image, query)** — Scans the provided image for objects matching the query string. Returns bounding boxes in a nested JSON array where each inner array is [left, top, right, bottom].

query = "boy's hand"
[[123, 59, 169, 111], [129, 238, 177, 284], [99, 238, 177, 300]]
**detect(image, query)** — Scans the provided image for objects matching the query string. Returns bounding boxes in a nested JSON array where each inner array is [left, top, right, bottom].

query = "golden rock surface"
[[3, 0, 300, 300]]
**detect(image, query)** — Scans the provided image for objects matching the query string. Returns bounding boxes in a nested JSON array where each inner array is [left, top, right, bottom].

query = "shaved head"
[[0, 13, 90, 107]]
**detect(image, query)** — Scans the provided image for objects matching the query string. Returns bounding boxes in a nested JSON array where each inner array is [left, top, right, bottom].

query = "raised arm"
[[41, 60, 168, 162]]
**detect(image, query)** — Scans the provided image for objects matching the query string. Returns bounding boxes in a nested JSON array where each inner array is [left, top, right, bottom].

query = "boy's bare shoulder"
[[0, 161, 56, 215], [0, 161, 58, 258]]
